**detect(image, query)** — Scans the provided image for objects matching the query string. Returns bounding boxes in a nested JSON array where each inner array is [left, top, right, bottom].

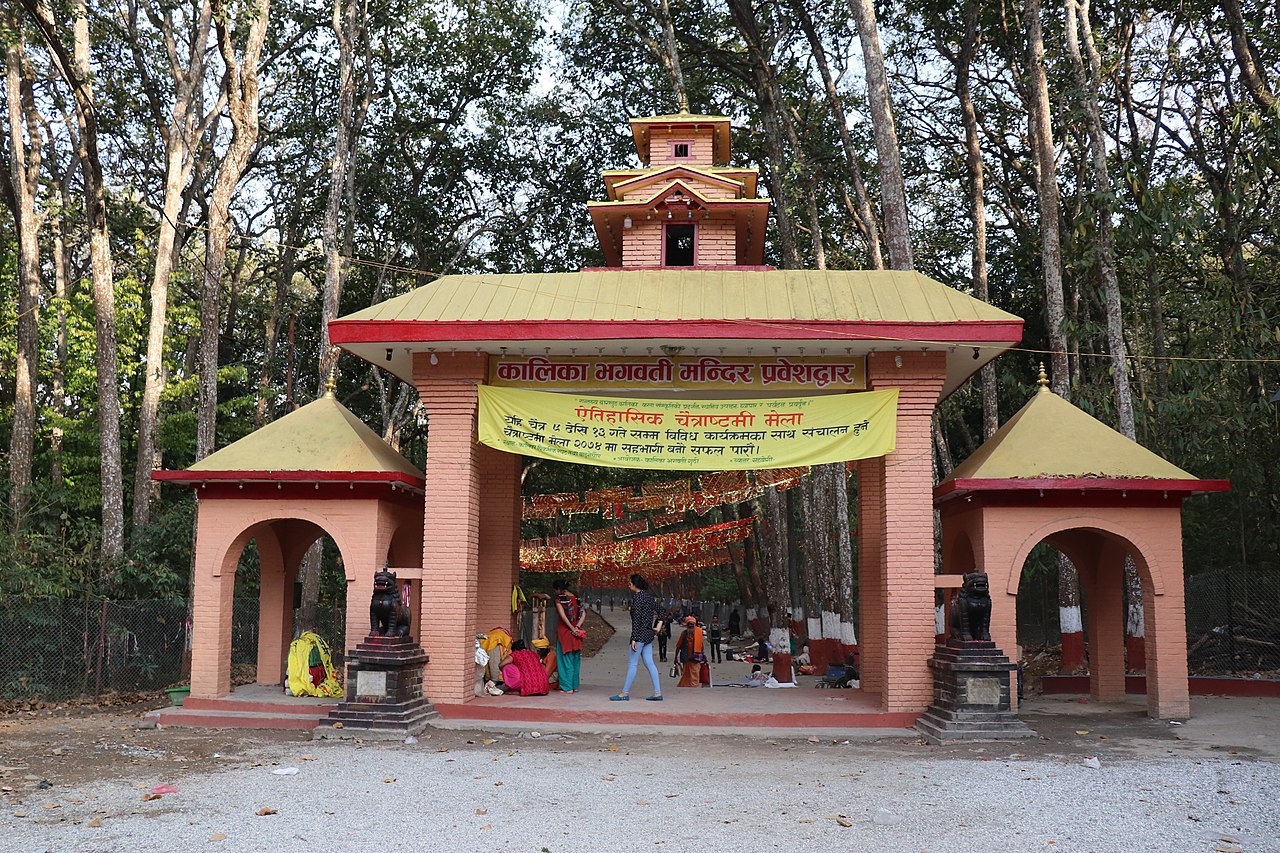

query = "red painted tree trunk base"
[[771, 652, 793, 684], [1060, 632, 1086, 673], [1125, 635, 1146, 672]]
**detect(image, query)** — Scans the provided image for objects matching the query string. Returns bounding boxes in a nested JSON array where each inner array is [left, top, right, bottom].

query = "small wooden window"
[[673, 142, 691, 158]]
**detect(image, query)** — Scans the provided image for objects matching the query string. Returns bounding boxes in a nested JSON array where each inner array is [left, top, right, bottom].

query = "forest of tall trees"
[[1, 0, 1276, 635]]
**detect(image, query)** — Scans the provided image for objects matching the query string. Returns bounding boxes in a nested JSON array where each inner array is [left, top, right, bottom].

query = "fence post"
[[94, 599, 108, 699]]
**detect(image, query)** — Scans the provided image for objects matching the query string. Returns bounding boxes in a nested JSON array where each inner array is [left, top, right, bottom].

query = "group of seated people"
[[483, 638, 554, 697]]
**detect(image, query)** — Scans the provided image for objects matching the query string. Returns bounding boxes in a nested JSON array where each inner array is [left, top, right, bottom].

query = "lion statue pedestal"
[[915, 571, 1035, 744], [322, 570, 435, 737]]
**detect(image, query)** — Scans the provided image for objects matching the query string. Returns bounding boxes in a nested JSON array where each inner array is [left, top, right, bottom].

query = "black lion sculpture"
[[949, 571, 992, 642], [370, 569, 411, 638]]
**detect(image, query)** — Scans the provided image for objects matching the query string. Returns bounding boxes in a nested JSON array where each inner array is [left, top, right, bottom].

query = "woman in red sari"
[[553, 578, 586, 693], [499, 640, 550, 696]]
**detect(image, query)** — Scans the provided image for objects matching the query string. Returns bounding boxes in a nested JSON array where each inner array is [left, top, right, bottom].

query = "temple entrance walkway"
[[433, 612, 917, 732]]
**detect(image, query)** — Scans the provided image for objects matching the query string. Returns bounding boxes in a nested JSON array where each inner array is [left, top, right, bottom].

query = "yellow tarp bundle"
[[287, 631, 344, 698]]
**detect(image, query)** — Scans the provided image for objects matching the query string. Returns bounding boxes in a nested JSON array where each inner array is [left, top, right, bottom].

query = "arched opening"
[[213, 517, 356, 695], [1008, 524, 1155, 700]]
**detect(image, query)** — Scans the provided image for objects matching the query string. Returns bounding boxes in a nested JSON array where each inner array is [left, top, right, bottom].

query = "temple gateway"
[[158, 105, 1226, 728]]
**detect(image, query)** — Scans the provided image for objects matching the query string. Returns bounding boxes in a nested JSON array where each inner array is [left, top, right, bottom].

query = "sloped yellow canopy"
[[945, 385, 1196, 481], [335, 269, 1019, 328], [177, 394, 422, 480], [329, 269, 1025, 399]]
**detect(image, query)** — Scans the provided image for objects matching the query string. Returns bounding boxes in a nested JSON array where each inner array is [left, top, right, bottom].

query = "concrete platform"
[[436, 611, 920, 731], [146, 614, 922, 734], [146, 686, 338, 731]]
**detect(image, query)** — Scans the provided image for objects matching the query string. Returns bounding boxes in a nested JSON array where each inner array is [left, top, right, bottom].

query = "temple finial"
[[324, 348, 339, 398], [677, 91, 689, 113], [1036, 362, 1050, 389]]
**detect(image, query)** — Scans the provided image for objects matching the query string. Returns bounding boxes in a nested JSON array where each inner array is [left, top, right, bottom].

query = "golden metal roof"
[[186, 394, 423, 478], [338, 269, 1019, 326], [944, 385, 1196, 481]]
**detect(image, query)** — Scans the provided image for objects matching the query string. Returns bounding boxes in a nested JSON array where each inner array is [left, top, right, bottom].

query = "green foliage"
[[0, 0, 1275, 610]]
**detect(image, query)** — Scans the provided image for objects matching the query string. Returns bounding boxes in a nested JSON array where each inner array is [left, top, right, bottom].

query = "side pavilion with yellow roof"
[[155, 382, 425, 700], [935, 373, 1229, 718]]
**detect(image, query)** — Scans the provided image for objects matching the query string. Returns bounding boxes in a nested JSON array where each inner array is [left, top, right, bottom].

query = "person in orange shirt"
[[675, 616, 707, 688]]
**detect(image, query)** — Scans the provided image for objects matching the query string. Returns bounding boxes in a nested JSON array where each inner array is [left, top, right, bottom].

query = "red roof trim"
[[329, 318, 1024, 345], [153, 469, 424, 488], [934, 477, 1231, 499], [579, 265, 777, 272]]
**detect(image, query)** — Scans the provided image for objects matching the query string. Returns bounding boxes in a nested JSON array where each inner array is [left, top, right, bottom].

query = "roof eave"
[[934, 476, 1232, 504], [153, 469, 425, 490]]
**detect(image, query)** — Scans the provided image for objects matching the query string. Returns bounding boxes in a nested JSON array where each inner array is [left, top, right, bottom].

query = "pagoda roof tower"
[[588, 105, 769, 268]]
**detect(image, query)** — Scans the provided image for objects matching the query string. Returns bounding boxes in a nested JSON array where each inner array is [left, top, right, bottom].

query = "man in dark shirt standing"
[[707, 616, 723, 663]]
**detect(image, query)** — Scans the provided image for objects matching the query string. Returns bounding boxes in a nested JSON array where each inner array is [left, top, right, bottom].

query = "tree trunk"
[[3, 21, 42, 527], [607, 0, 686, 107], [950, 0, 999, 437], [23, 0, 127, 557], [757, 488, 791, 656], [1024, 0, 1070, 397], [256, 210, 301, 427], [49, 161, 74, 488], [799, 475, 823, 642], [133, 0, 214, 532], [1064, 0, 1135, 439], [850, 0, 913, 270], [832, 463, 857, 647], [1024, 0, 1081, 666], [654, 0, 686, 106], [195, 0, 271, 460], [727, 0, 800, 268], [1221, 0, 1276, 109], [737, 500, 768, 635], [316, 0, 364, 386], [788, 0, 883, 268]]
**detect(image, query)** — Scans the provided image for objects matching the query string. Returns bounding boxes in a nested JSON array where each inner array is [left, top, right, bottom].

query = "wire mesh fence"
[[1016, 568, 1280, 676], [1185, 570, 1280, 677], [3, 577, 1275, 702], [0, 598, 347, 702]]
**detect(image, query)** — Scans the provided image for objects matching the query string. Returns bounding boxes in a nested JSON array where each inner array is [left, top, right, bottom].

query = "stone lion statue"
[[370, 569, 411, 638], [949, 571, 992, 642]]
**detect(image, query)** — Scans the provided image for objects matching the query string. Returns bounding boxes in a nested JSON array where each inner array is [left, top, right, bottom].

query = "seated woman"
[[721, 664, 768, 688], [533, 637, 558, 686], [499, 640, 551, 696]]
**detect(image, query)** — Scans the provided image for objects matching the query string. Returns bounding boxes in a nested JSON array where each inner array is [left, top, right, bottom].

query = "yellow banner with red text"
[[477, 386, 898, 471]]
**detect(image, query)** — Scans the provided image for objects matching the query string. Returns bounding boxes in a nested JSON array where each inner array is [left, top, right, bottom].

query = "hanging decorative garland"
[[521, 466, 813, 521], [520, 519, 753, 574]]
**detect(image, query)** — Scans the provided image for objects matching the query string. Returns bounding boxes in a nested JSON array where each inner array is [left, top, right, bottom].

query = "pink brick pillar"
[[255, 525, 294, 687], [856, 458, 885, 696], [1081, 554, 1126, 702], [415, 352, 487, 704], [865, 351, 945, 713], [1143, 532, 1190, 718], [477, 445, 521, 634], [190, 509, 240, 699]]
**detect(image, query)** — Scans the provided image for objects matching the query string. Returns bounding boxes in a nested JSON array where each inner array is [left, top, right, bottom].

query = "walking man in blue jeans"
[[610, 573, 664, 701]]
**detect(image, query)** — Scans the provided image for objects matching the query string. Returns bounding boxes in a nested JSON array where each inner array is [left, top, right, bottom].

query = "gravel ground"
[[3, 730, 1277, 853]]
